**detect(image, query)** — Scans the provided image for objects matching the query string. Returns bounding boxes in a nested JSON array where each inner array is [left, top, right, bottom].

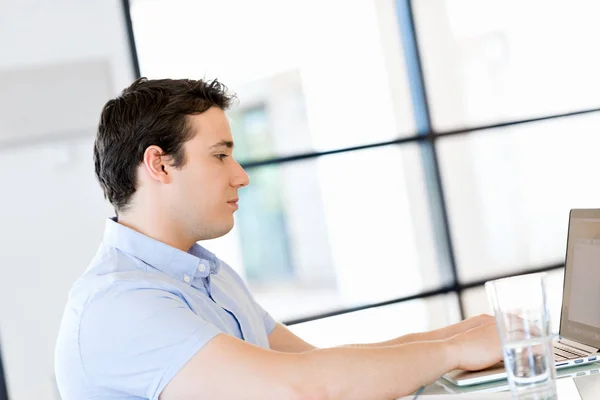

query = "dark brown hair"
[[93, 77, 235, 213]]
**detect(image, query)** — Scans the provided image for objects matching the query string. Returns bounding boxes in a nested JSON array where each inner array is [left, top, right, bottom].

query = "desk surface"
[[413, 362, 600, 399]]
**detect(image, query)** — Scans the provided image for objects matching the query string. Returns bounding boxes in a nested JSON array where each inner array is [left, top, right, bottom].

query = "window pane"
[[130, 0, 416, 161], [202, 145, 450, 321], [438, 113, 600, 282], [289, 294, 460, 348], [462, 268, 564, 333], [414, 0, 600, 131]]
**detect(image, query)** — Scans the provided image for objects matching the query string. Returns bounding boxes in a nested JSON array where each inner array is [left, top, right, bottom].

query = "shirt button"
[[183, 275, 191, 283], [198, 264, 207, 273]]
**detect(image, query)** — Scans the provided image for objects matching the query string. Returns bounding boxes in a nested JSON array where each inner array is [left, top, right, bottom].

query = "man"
[[55, 77, 502, 400]]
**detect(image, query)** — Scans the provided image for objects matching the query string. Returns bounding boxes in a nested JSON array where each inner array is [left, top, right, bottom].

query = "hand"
[[447, 320, 503, 371], [436, 314, 496, 341], [503, 312, 543, 339], [455, 314, 496, 334]]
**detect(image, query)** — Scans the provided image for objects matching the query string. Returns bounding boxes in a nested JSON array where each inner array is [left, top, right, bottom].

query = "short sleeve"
[[219, 262, 278, 336], [254, 299, 277, 335], [79, 283, 221, 400]]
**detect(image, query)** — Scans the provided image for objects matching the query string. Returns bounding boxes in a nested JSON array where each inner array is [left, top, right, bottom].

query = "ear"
[[142, 145, 172, 184]]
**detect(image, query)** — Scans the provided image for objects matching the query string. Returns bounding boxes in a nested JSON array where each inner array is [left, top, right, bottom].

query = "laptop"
[[444, 208, 600, 386], [438, 363, 600, 395]]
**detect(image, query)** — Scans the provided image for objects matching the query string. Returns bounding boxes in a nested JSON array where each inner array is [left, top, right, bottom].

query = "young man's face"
[[167, 107, 249, 240]]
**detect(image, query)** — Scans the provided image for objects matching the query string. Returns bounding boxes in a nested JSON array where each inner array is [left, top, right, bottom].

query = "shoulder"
[[62, 246, 190, 343], [214, 259, 246, 284], [73, 280, 220, 399]]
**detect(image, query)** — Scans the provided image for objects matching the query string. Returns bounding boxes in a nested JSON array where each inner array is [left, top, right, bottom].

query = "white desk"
[[404, 362, 600, 399]]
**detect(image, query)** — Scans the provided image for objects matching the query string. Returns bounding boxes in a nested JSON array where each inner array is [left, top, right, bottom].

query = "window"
[[439, 113, 600, 282], [205, 144, 447, 320], [414, 0, 600, 131], [130, 0, 416, 161], [127, 0, 600, 329]]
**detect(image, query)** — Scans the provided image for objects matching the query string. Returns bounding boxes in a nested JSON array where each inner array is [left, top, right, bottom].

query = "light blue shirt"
[[55, 218, 277, 400]]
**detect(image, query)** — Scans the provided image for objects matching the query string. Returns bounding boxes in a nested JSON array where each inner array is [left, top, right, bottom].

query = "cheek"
[[177, 169, 209, 193], [187, 179, 221, 208], [172, 168, 226, 208]]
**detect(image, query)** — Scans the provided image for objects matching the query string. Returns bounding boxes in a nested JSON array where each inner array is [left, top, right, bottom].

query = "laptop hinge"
[[559, 337, 599, 354]]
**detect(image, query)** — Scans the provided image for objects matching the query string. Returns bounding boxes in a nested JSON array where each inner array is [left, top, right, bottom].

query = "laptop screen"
[[560, 209, 600, 348]]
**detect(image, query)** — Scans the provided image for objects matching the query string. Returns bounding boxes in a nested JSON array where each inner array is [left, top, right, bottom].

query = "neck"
[[117, 207, 195, 252]]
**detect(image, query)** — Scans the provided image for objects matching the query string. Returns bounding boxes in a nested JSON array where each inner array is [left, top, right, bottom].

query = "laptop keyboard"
[[553, 342, 589, 362]]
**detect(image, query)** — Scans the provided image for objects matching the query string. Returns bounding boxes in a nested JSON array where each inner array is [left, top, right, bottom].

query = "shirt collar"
[[102, 217, 220, 282]]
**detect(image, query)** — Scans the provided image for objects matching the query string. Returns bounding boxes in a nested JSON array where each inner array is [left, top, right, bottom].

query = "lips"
[[227, 198, 239, 210]]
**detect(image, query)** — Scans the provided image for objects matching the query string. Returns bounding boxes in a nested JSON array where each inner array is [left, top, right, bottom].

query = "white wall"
[[0, 1, 135, 399]]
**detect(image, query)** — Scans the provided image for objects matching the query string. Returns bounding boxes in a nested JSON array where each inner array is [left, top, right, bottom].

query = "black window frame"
[[119, 0, 600, 329]]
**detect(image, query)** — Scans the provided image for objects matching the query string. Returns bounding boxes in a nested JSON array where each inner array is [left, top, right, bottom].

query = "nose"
[[232, 159, 250, 188]]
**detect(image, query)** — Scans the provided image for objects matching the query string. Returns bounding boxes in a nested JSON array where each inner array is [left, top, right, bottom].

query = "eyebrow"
[[209, 140, 234, 149]]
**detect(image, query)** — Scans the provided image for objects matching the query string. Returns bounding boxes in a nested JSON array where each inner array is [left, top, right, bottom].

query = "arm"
[[160, 321, 502, 400], [267, 314, 494, 353], [268, 323, 317, 353], [349, 314, 496, 348]]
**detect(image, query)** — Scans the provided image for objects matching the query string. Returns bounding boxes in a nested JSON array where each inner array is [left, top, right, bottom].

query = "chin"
[[202, 221, 234, 240]]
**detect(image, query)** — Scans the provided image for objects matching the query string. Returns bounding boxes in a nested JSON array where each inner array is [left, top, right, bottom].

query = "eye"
[[215, 154, 229, 161]]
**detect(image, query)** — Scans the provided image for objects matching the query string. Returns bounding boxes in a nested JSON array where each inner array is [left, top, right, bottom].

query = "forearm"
[[296, 340, 458, 400], [342, 314, 495, 347], [344, 325, 459, 348]]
